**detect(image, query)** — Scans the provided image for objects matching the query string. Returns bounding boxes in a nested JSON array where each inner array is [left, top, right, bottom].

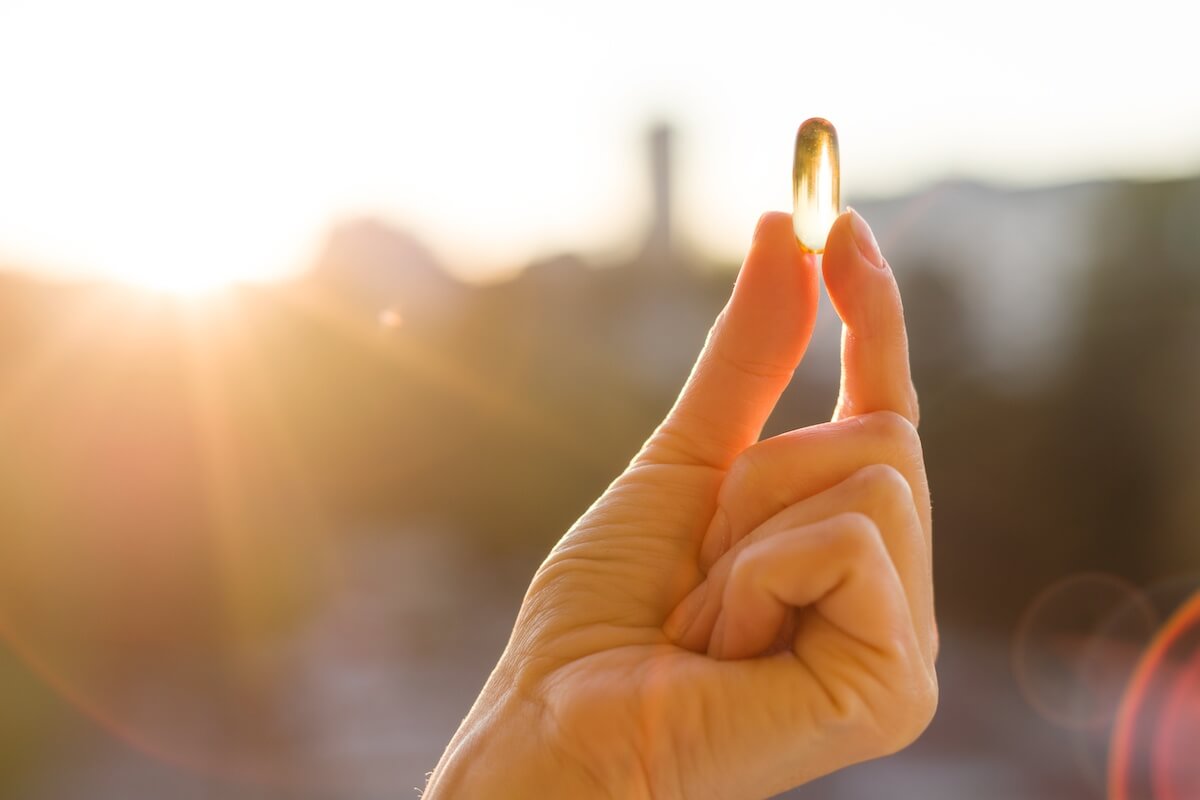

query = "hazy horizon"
[[2, 167, 1193, 292]]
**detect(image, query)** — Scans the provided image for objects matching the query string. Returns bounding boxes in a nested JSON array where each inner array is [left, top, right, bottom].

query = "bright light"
[[111, 268, 237, 298], [0, 0, 1198, 283]]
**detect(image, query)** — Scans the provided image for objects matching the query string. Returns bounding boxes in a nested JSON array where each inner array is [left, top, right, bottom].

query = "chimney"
[[644, 123, 673, 268]]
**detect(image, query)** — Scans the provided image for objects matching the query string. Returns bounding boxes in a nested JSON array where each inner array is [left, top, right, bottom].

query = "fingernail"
[[708, 611, 727, 659], [699, 507, 732, 571], [752, 211, 773, 241], [847, 207, 885, 269]]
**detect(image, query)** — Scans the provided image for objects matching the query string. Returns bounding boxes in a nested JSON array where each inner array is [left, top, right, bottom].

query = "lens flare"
[[1110, 590, 1200, 800], [1013, 573, 1157, 731]]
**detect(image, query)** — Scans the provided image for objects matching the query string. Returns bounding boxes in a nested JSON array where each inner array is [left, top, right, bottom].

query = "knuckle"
[[710, 343, 796, 382], [863, 410, 924, 468], [834, 512, 884, 555], [851, 463, 914, 512], [865, 409, 921, 450]]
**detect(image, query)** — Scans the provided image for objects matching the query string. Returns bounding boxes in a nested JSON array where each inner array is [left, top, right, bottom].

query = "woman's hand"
[[424, 209, 936, 800]]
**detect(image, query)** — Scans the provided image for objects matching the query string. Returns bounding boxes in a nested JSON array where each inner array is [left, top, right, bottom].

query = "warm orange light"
[[113, 268, 238, 298]]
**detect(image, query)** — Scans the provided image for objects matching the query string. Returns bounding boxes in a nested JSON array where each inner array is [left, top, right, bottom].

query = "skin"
[[424, 209, 936, 800]]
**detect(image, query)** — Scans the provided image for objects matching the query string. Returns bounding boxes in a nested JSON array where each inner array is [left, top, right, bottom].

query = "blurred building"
[[308, 218, 466, 327]]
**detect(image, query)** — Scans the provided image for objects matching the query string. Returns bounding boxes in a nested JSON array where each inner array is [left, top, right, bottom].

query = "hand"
[[424, 210, 936, 800]]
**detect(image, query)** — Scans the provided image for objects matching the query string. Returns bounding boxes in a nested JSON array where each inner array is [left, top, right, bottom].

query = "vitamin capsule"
[[792, 118, 840, 254]]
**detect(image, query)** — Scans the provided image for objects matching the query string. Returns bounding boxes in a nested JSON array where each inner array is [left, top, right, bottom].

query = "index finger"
[[636, 212, 820, 470]]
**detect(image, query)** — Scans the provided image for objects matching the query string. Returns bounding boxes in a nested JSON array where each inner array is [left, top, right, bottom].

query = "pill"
[[792, 118, 840, 254]]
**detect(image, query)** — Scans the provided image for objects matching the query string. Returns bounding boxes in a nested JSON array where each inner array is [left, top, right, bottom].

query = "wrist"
[[424, 678, 608, 799]]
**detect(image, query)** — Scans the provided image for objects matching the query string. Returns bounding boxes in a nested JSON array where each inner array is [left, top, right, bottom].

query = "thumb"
[[822, 208, 919, 425], [638, 212, 819, 470]]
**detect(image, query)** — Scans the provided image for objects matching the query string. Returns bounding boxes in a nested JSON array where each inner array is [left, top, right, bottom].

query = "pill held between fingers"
[[792, 118, 841, 254]]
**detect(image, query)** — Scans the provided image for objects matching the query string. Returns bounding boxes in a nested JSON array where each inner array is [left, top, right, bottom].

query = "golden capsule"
[[792, 118, 840, 254]]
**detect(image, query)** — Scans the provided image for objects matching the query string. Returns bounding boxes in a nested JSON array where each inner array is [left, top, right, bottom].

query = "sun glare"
[[1, 0, 1198, 284], [105, 260, 246, 297], [114, 268, 239, 298]]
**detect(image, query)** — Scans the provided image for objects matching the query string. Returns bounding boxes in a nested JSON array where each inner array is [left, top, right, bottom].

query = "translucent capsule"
[[792, 118, 840, 254]]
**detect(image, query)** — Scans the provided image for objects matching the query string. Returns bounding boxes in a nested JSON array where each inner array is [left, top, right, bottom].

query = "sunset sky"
[[1, 0, 1197, 289]]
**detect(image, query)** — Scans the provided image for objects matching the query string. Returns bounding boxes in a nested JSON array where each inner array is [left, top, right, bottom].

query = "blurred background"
[[1, 1, 1199, 797]]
